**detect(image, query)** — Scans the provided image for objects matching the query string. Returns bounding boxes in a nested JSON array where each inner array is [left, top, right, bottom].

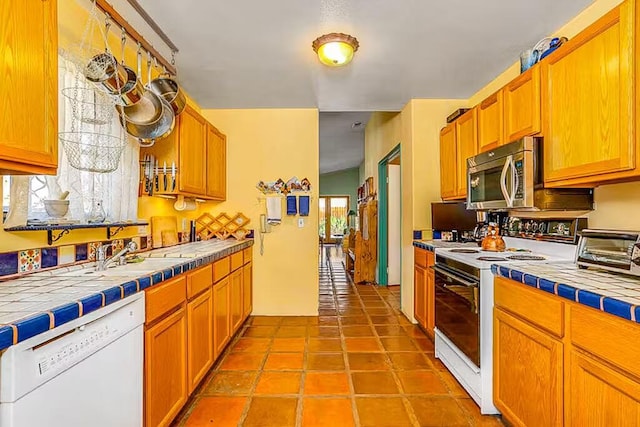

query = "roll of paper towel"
[[174, 195, 197, 211]]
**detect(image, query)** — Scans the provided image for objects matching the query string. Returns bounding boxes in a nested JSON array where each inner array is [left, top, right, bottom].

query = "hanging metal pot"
[[116, 49, 163, 125], [148, 62, 186, 116], [115, 32, 144, 106]]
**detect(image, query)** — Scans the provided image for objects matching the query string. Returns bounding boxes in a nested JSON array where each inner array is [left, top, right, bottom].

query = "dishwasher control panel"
[[37, 323, 119, 376]]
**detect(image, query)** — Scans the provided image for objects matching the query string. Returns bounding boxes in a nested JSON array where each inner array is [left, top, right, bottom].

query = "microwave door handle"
[[499, 156, 513, 207], [510, 160, 519, 207]]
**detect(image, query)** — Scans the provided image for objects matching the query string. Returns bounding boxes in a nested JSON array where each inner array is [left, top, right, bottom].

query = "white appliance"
[[433, 237, 574, 414], [0, 293, 145, 427]]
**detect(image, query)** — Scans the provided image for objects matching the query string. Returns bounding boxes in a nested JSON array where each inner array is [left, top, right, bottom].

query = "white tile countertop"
[[0, 239, 253, 350], [493, 262, 640, 323], [413, 239, 480, 251]]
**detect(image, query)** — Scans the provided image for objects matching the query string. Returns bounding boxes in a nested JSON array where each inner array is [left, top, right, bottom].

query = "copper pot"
[[481, 224, 506, 252]]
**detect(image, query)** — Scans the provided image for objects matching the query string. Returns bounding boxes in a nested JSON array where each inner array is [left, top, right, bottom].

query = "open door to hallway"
[[377, 145, 401, 287]]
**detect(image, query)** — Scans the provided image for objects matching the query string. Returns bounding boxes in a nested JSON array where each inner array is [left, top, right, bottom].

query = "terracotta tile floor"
[[175, 249, 503, 426]]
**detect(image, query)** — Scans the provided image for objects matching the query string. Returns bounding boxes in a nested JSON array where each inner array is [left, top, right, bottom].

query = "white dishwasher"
[[0, 292, 145, 427]]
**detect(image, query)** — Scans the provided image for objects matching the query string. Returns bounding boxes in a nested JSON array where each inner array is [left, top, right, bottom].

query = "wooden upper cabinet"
[[0, 0, 57, 175], [542, 2, 637, 186], [503, 65, 541, 141], [179, 105, 207, 195], [206, 124, 227, 200], [455, 108, 478, 197], [439, 123, 458, 200], [477, 91, 504, 152]]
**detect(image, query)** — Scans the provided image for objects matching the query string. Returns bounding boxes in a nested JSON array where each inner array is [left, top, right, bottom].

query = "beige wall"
[[200, 109, 320, 316]]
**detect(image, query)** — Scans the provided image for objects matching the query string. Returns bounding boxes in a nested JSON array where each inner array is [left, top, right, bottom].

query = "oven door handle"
[[500, 155, 514, 208], [430, 265, 479, 288]]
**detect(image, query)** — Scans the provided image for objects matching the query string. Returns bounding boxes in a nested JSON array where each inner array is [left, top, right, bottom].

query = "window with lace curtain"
[[3, 52, 140, 226]]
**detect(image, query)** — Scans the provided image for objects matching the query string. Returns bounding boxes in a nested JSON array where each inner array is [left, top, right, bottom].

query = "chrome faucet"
[[96, 241, 138, 271]]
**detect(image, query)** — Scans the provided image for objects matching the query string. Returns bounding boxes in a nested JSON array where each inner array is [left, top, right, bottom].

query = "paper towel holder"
[[174, 195, 197, 211]]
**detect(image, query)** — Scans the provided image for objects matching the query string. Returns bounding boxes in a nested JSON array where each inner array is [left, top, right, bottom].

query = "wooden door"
[[503, 65, 541, 141], [178, 105, 207, 195], [243, 262, 253, 320], [213, 277, 231, 357], [542, 4, 635, 184], [413, 265, 426, 328], [477, 91, 503, 152], [439, 124, 457, 200], [426, 265, 435, 339], [145, 307, 188, 427], [455, 108, 478, 198], [568, 349, 640, 426], [187, 289, 214, 394], [0, 0, 57, 175], [206, 124, 227, 200], [230, 268, 244, 334], [494, 308, 563, 427]]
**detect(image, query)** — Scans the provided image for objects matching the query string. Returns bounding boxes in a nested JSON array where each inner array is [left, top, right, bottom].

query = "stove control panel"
[[500, 217, 587, 245]]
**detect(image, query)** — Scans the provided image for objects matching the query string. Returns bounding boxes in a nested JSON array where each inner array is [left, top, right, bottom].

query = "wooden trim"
[[95, 0, 177, 75]]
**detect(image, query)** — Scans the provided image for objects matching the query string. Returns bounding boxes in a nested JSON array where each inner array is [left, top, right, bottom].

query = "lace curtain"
[[5, 53, 139, 226]]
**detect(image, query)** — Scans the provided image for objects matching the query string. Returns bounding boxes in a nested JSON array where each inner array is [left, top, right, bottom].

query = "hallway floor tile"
[[175, 250, 503, 426]]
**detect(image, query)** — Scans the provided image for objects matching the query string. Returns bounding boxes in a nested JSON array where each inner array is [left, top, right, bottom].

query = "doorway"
[[377, 144, 401, 286], [318, 196, 350, 245]]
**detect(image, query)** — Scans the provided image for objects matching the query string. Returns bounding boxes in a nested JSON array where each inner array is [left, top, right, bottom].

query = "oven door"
[[433, 264, 480, 367]]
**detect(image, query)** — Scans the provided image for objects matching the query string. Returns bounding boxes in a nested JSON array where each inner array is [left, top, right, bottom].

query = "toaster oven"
[[576, 229, 640, 276]]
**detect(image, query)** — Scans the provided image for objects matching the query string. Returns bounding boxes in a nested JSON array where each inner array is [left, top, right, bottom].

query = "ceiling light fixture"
[[312, 33, 359, 67]]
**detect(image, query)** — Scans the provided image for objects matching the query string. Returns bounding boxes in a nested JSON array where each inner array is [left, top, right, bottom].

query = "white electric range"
[[432, 237, 574, 414]]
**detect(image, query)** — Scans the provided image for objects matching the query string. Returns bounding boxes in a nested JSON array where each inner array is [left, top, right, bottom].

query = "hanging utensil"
[[115, 28, 144, 106], [148, 52, 186, 116], [163, 161, 168, 191], [171, 162, 176, 191], [117, 44, 163, 127]]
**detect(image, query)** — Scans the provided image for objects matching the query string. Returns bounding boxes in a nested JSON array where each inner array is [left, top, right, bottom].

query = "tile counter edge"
[[0, 239, 254, 351], [492, 264, 640, 324]]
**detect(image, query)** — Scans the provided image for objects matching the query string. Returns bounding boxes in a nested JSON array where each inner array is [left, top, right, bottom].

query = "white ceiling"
[[137, 0, 593, 111], [131, 0, 593, 172], [319, 112, 370, 174]]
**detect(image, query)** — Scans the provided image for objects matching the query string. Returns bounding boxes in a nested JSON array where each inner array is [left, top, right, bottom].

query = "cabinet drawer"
[[243, 247, 252, 265], [213, 257, 231, 283], [145, 276, 187, 324], [570, 304, 640, 379], [187, 264, 212, 300], [231, 252, 243, 272], [414, 247, 430, 268], [495, 277, 564, 337]]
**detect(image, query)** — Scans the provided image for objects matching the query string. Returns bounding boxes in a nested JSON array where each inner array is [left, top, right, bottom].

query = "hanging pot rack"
[[94, 0, 178, 76]]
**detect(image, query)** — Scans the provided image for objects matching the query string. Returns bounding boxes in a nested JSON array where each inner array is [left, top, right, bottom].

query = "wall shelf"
[[4, 221, 148, 246]]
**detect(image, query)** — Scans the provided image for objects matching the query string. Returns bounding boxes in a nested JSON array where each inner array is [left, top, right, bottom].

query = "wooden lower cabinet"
[[187, 289, 214, 394], [243, 262, 253, 319], [213, 277, 231, 357], [414, 265, 427, 328], [494, 307, 563, 427], [144, 307, 188, 427], [568, 349, 640, 426], [230, 268, 244, 334], [426, 267, 435, 336]]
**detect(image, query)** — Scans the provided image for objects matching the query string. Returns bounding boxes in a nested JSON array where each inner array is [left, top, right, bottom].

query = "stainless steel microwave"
[[466, 137, 593, 211]]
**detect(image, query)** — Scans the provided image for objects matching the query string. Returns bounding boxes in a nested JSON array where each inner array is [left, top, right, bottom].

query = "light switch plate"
[[298, 218, 304, 228]]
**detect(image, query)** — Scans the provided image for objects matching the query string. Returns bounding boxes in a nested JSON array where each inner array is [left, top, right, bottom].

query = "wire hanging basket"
[[59, 131, 126, 173], [62, 86, 114, 125]]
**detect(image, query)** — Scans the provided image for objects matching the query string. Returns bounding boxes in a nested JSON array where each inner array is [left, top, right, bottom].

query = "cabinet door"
[[542, 4, 635, 184], [187, 289, 214, 394], [178, 105, 207, 195], [413, 265, 426, 328], [206, 124, 227, 200], [0, 0, 57, 175], [455, 108, 478, 197], [477, 91, 503, 152], [426, 267, 435, 339], [145, 307, 188, 427], [439, 124, 458, 200], [243, 262, 253, 320], [213, 277, 231, 357], [494, 308, 563, 427], [568, 349, 640, 426], [503, 66, 541, 141], [230, 269, 244, 334]]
